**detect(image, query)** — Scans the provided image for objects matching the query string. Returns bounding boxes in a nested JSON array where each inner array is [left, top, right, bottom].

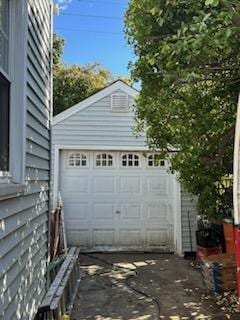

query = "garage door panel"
[[147, 203, 168, 220], [93, 176, 115, 193], [120, 176, 141, 193], [119, 229, 142, 247], [64, 203, 88, 219], [93, 203, 114, 219], [66, 219, 90, 230], [146, 229, 172, 247], [65, 176, 89, 193], [146, 176, 168, 195], [93, 229, 115, 247], [67, 230, 89, 247], [120, 203, 142, 219]]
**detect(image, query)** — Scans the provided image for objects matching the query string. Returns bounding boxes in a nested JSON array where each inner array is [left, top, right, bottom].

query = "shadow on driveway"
[[72, 253, 238, 320]]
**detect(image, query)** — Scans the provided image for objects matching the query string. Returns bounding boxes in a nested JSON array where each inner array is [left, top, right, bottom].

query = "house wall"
[[52, 88, 198, 254], [181, 191, 198, 252], [0, 1, 52, 319]]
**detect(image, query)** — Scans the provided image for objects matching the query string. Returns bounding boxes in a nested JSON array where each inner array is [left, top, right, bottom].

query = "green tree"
[[53, 33, 64, 67], [53, 34, 114, 115], [125, 0, 240, 218]]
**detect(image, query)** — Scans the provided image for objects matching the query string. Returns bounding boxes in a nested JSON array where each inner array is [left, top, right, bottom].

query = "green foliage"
[[125, 0, 240, 218], [53, 33, 64, 67], [53, 63, 113, 115], [53, 34, 114, 115]]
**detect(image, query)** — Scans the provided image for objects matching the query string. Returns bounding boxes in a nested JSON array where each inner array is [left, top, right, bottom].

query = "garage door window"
[[68, 153, 87, 167], [122, 154, 140, 167], [96, 153, 113, 167], [148, 154, 165, 168]]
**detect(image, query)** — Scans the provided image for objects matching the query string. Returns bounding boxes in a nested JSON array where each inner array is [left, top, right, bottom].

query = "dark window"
[[148, 154, 165, 167], [96, 153, 113, 167], [0, 72, 10, 171], [122, 154, 139, 167]]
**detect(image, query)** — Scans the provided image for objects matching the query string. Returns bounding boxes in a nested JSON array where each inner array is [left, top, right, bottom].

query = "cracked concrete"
[[71, 253, 239, 320]]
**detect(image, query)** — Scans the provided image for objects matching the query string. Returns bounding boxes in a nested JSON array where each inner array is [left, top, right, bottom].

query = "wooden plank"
[[53, 209, 60, 260], [50, 248, 80, 311], [67, 263, 81, 314], [38, 247, 77, 312]]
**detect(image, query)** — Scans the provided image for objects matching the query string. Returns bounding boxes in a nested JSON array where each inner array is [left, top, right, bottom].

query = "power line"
[[55, 27, 122, 35], [77, 0, 127, 5], [60, 12, 122, 20]]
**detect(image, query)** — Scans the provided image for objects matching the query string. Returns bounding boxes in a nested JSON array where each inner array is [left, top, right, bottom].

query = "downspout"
[[233, 94, 240, 297]]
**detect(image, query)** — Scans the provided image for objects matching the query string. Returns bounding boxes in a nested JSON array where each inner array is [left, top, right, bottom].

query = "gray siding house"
[[0, 0, 52, 319], [52, 80, 197, 255]]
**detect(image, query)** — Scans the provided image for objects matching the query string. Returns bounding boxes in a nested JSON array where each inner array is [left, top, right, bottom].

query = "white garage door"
[[60, 150, 176, 251]]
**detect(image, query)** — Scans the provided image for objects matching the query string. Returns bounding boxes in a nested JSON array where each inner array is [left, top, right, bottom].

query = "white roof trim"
[[53, 80, 138, 126], [54, 145, 150, 151]]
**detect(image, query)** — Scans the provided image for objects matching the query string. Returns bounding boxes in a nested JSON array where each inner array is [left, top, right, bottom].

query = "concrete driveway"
[[72, 253, 239, 320]]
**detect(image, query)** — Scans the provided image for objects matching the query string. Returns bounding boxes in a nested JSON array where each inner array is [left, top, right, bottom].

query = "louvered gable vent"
[[111, 94, 129, 112]]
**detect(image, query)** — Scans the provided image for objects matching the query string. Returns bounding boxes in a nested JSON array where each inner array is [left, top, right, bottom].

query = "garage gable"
[[53, 80, 138, 126], [52, 81, 147, 149]]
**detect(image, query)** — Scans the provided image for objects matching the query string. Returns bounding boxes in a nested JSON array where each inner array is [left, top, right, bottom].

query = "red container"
[[197, 245, 222, 260], [223, 222, 235, 253]]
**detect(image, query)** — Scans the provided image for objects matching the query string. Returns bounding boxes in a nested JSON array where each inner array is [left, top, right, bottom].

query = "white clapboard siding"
[[181, 191, 198, 252], [0, 0, 52, 319], [52, 91, 146, 148]]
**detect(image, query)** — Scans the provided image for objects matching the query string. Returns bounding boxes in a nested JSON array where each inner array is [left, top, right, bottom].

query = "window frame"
[[121, 153, 141, 169], [0, 0, 11, 180], [67, 152, 89, 168], [0, 0, 27, 190], [0, 0, 10, 73], [0, 72, 10, 179], [147, 154, 166, 169], [95, 153, 114, 168]]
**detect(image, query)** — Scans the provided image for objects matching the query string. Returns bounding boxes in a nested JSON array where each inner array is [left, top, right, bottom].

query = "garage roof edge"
[[53, 80, 139, 126]]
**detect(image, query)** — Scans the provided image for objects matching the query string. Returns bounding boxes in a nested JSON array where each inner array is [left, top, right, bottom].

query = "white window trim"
[[0, 0, 10, 74], [147, 154, 166, 169], [67, 152, 89, 168], [0, 0, 27, 196], [94, 153, 114, 169], [0, 0, 11, 180], [121, 153, 141, 169], [0, 66, 11, 82]]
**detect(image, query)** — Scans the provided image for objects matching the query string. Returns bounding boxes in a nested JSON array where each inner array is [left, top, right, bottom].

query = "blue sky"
[[54, 0, 134, 79]]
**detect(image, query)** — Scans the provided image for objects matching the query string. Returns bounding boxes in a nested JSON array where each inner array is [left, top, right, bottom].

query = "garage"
[[60, 150, 176, 251], [52, 80, 197, 254]]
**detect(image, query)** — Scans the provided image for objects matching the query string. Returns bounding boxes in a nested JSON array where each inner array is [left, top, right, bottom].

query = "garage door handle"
[[116, 210, 121, 214]]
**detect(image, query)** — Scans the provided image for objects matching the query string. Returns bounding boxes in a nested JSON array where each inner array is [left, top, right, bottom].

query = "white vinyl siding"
[[0, 1, 52, 319], [181, 191, 198, 252], [52, 90, 145, 148]]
